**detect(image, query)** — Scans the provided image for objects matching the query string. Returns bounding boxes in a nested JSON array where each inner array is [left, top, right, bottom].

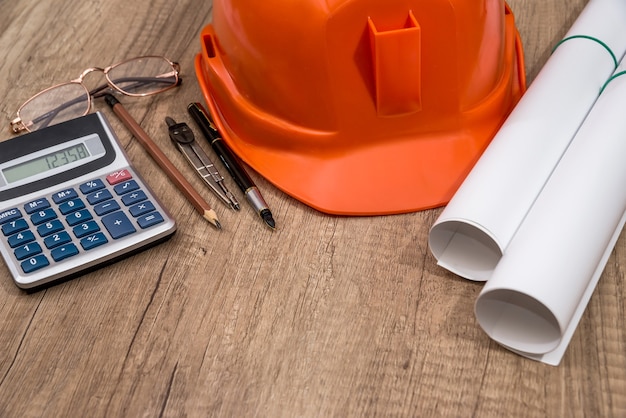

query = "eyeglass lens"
[[20, 83, 89, 132], [17, 56, 178, 132], [106, 56, 178, 95]]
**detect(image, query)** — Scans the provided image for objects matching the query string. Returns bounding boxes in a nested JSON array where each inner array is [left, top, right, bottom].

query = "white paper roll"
[[474, 58, 626, 365], [429, 0, 626, 281]]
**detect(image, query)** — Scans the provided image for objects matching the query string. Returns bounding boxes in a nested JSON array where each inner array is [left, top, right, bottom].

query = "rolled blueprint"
[[429, 0, 626, 281], [474, 59, 626, 365]]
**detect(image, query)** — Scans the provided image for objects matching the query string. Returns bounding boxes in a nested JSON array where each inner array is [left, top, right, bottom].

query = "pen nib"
[[260, 209, 276, 229]]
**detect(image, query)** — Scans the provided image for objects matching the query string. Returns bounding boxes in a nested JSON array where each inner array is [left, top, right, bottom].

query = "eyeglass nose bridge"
[[77, 67, 106, 82]]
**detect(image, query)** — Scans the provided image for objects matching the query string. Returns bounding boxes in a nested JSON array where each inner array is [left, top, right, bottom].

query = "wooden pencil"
[[104, 94, 221, 229]]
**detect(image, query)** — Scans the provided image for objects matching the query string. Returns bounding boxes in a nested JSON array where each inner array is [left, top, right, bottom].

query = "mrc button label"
[[0, 208, 22, 225]]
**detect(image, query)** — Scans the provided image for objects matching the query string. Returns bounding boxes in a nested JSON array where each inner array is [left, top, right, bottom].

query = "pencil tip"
[[204, 209, 222, 229]]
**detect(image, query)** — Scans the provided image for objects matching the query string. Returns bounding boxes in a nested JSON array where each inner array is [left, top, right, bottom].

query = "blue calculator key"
[[21, 254, 50, 273], [129, 201, 156, 217], [94, 200, 121, 216], [52, 188, 79, 204], [0, 208, 22, 225], [79, 179, 105, 194], [51, 243, 79, 262], [66, 209, 93, 226], [44, 231, 72, 249], [72, 220, 100, 238], [102, 211, 136, 239], [121, 190, 147, 206], [2, 218, 29, 236], [24, 198, 51, 214], [37, 219, 64, 237], [59, 198, 86, 215], [30, 208, 57, 225], [14, 242, 43, 260], [137, 211, 164, 229], [80, 232, 108, 250], [87, 189, 113, 205], [114, 180, 140, 195], [8, 230, 35, 248]]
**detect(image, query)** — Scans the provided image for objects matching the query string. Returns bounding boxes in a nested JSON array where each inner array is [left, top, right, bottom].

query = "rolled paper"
[[475, 57, 626, 365], [429, 0, 626, 281]]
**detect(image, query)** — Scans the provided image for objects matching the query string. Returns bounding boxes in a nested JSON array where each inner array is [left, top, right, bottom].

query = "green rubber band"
[[552, 35, 618, 69], [600, 70, 626, 94]]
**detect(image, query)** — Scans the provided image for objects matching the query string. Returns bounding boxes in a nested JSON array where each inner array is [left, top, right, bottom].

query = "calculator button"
[[24, 198, 51, 214], [51, 243, 79, 262], [129, 201, 156, 217], [59, 198, 86, 215], [101, 211, 136, 239], [79, 179, 105, 194], [8, 230, 36, 248], [21, 254, 50, 273], [72, 220, 100, 238], [137, 212, 164, 229], [2, 218, 29, 236], [14, 242, 43, 260], [30, 208, 58, 225], [37, 219, 64, 237], [106, 169, 132, 185], [66, 209, 93, 226], [93, 200, 121, 216], [114, 180, 139, 195], [0, 208, 22, 225], [86, 189, 113, 205], [52, 188, 79, 204], [121, 190, 147, 206], [80, 232, 108, 250], [44, 231, 72, 249]]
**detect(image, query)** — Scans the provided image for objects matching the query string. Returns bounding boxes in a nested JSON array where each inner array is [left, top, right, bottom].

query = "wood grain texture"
[[0, 0, 624, 416]]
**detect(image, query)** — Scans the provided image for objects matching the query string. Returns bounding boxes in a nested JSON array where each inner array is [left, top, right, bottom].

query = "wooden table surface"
[[1, 0, 624, 416]]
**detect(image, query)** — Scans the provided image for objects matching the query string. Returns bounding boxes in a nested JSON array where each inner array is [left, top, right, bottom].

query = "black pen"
[[187, 102, 276, 229]]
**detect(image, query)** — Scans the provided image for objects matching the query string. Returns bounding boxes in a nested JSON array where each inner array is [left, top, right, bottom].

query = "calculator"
[[0, 112, 176, 290]]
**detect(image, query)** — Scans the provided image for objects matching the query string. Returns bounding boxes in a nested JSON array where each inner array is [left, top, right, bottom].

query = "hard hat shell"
[[195, 0, 526, 215]]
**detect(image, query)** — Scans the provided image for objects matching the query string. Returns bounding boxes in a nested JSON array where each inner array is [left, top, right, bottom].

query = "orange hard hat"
[[195, 0, 526, 215]]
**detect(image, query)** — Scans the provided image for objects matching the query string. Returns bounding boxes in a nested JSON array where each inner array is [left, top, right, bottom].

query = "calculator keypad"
[[0, 168, 166, 275]]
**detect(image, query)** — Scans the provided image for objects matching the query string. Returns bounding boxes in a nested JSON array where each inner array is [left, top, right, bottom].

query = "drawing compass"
[[165, 116, 240, 210]]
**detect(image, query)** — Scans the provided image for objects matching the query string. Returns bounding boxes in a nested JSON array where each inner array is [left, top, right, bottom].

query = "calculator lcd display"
[[3, 143, 91, 184]]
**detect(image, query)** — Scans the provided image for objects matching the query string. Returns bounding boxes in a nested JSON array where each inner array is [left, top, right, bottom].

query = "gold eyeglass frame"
[[10, 55, 180, 133]]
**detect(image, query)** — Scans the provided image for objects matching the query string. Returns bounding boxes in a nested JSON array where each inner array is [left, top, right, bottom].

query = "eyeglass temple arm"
[[19, 76, 183, 131]]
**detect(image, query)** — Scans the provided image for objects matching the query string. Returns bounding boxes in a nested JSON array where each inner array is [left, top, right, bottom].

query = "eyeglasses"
[[10, 55, 180, 133]]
